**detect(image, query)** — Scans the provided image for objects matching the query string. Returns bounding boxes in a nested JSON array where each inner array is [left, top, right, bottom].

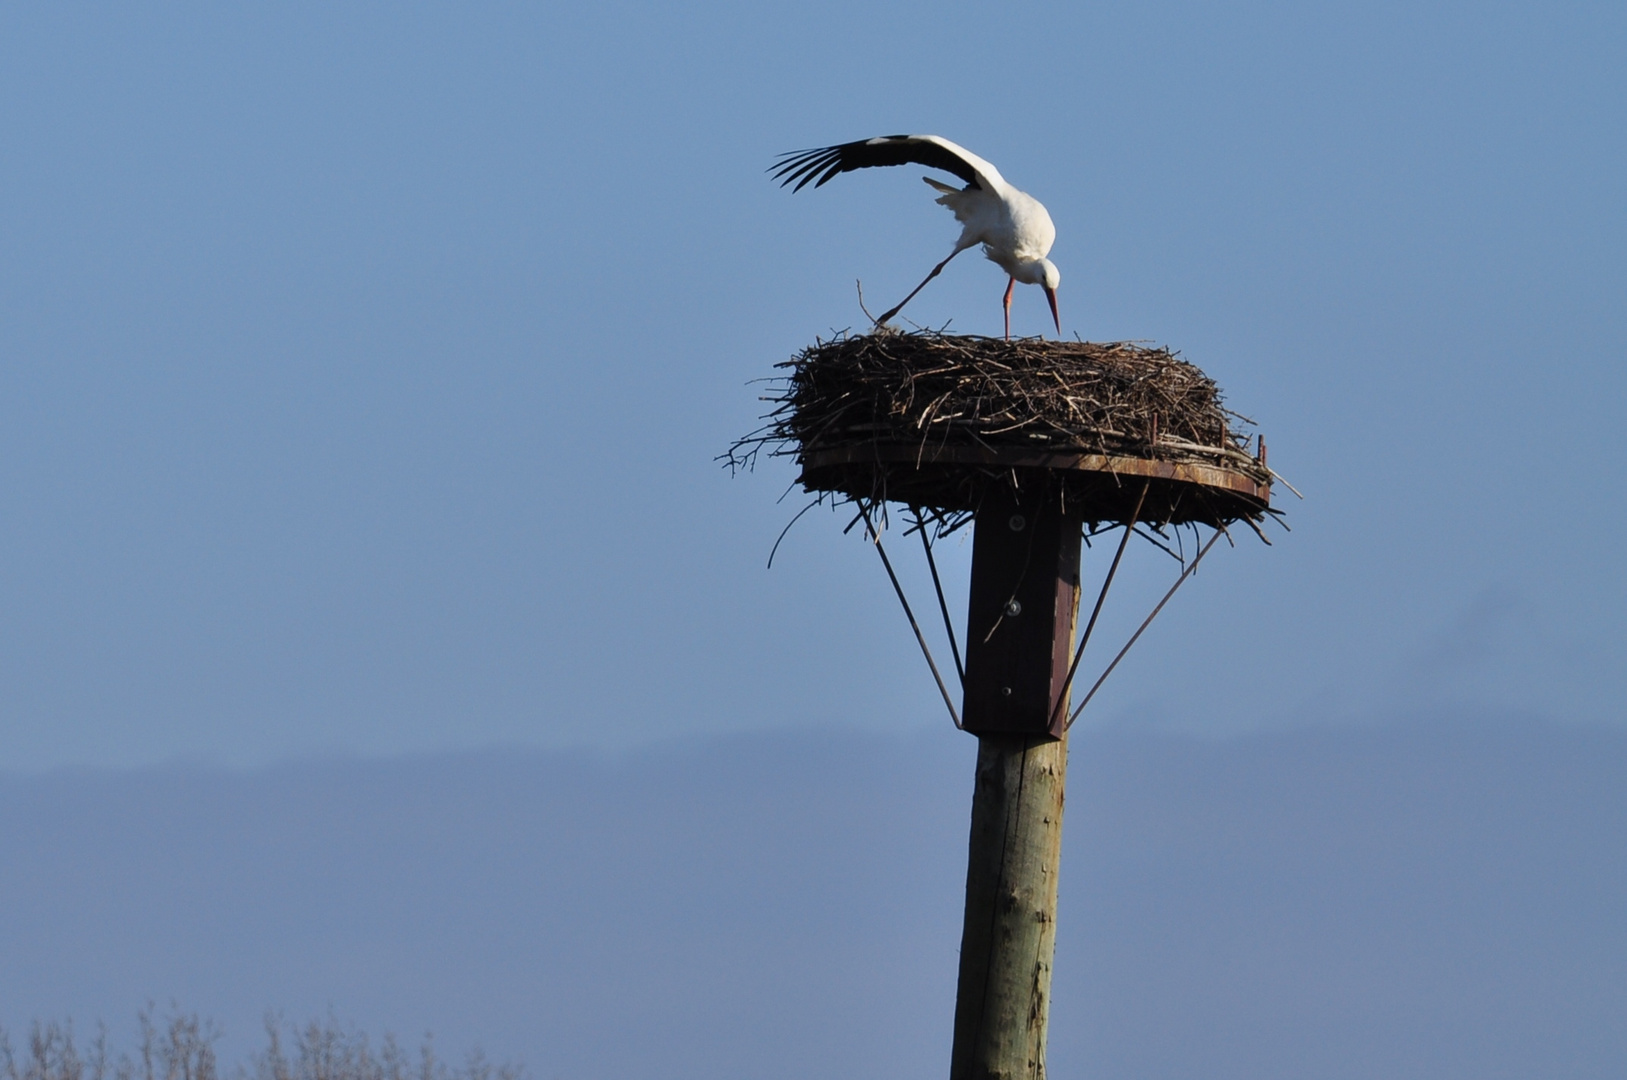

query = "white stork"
[[773, 135, 1061, 339]]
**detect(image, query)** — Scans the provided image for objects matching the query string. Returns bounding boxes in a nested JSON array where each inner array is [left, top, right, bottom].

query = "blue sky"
[[4, 1, 1622, 769]]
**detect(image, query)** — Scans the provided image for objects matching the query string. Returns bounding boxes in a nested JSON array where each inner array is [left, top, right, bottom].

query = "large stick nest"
[[726, 332, 1277, 529]]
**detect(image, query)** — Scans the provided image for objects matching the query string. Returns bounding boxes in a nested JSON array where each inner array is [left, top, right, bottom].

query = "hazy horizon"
[[5, 717, 1623, 1079]]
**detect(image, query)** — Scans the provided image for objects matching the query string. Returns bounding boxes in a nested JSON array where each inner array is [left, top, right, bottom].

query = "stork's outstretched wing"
[[772, 135, 1005, 193]]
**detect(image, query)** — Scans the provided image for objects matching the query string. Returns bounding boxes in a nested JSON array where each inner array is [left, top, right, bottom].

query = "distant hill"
[[2, 719, 1622, 1080]]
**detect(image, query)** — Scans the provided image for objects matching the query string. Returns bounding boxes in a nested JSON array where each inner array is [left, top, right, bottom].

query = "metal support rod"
[[915, 510, 966, 687], [1047, 481, 1148, 729], [863, 510, 963, 729], [1066, 526, 1224, 729]]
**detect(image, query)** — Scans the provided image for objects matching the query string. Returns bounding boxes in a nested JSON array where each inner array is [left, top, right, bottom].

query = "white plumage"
[[774, 135, 1060, 339]]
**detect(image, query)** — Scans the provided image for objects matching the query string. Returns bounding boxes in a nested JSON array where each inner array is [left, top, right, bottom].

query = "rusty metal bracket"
[[1065, 525, 1224, 730]]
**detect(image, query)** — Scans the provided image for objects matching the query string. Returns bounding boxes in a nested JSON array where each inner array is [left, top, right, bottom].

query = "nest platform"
[[729, 332, 1274, 528]]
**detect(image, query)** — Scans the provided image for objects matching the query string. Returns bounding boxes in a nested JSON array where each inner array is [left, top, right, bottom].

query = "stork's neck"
[[1008, 257, 1051, 285]]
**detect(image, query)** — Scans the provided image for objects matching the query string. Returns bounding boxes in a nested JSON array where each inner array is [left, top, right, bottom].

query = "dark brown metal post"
[[951, 480, 1082, 1080], [962, 481, 1083, 739]]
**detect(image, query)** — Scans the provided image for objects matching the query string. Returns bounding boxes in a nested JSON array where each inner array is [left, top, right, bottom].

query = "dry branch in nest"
[[726, 331, 1276, 530]]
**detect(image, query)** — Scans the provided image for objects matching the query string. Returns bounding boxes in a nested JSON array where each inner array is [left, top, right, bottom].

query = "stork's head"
[[1016, 257, 1062, 334]]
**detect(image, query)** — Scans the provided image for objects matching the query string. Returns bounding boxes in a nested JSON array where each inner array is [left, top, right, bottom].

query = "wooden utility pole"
[[951, 482, 1082, 1080]]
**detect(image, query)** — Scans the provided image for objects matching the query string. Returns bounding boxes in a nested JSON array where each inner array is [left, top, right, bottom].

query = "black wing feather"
[[771, 136, 983, 191], [771, 147, 841, 191]]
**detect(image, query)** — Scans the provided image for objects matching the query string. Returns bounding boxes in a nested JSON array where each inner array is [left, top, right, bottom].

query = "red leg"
[[878, 247, 965, 327], [1003, 277, 1015, 340]]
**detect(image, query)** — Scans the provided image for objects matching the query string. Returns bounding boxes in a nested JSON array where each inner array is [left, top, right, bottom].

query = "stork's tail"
[[922, 175, 977, 224]]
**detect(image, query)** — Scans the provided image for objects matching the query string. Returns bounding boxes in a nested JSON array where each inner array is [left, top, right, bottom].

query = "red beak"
[[1045, 286, 1060, 336]]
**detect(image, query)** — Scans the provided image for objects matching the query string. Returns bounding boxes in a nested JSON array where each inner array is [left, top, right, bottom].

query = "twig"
[[767, 497, 823, 568], [1268, 467, 1304, 499], [856, 280, 879, 328]]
